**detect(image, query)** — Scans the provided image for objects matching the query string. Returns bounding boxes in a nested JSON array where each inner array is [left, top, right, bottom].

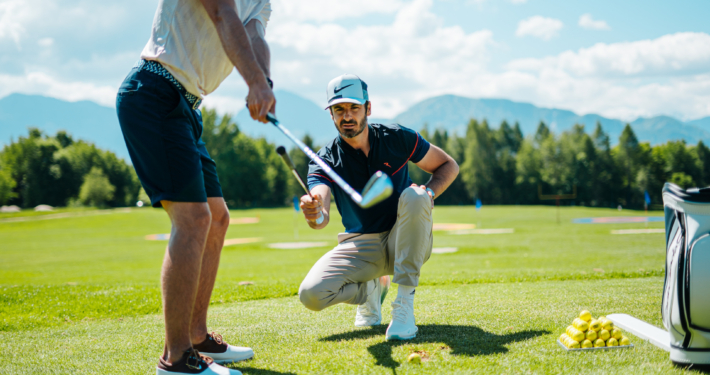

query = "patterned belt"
[[136, 59, 202, 110]]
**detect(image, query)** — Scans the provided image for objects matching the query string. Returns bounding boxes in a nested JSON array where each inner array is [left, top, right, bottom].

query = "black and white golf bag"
[[662, 183, 710, 365]]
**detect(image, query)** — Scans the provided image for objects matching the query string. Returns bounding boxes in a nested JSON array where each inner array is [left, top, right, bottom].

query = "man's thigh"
[[301, 233, 389, 290], [117, 69, 207, 208]]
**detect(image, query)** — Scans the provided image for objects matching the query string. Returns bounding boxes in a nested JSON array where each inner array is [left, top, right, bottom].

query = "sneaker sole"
[[386, 331, 417, 341], [211, 354, 254, 364], [354, 319, 381, 327]]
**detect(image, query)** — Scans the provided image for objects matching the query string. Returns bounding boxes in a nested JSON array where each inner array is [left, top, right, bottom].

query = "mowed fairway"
[[0, 205, 694, 374]]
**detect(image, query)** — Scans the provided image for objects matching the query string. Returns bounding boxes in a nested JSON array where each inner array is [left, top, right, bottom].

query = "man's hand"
[[246, 80, 275, 123], [411, 183, 434, 208], [300, 194, 323, 222]]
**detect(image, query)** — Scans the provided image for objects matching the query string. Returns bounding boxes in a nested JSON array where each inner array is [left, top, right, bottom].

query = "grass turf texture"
[[2, 205, 694, 374]]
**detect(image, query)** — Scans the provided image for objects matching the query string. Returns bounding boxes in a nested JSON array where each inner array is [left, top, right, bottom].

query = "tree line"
[[2, 108, 707, 209], [408, 119, 710, 208]]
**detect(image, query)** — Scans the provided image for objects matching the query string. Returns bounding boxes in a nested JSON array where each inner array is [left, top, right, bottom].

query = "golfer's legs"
[[299, 233, 387, 311], [387, 186, 433, 287], [190, 197, 230, 343], [160, 201, 212, 362]]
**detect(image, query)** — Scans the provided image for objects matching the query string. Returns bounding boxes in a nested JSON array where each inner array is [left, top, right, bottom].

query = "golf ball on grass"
[[407, 353, 421, 364]]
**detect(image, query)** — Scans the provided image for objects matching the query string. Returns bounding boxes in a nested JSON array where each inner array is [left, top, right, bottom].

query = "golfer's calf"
[[299, 186, 433, 312]]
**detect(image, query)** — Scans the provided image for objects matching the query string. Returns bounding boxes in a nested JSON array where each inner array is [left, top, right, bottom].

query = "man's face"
[[329, 102, 371, 139]]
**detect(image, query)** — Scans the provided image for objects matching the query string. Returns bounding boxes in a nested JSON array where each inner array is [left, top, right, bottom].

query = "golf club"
[[276, 145, 324, 224], [266, 113, 393, 208]]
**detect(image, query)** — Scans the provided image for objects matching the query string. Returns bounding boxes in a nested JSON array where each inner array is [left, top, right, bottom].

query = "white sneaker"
[[386, 294, 417, 340], [156, 348, 242, 375], [193, 333, 254, 364], [355, 275, 390, 327]]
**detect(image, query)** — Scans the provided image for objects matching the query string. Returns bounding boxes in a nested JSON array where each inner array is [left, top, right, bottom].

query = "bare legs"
[[190, 198, 230, 343], [160, 198, 230, 364]]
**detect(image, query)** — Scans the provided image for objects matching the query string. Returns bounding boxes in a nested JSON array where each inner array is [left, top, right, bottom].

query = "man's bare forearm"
[[205, 2, 268, 87], [246, 20, 270, 78], [425, 159, 459, 198]]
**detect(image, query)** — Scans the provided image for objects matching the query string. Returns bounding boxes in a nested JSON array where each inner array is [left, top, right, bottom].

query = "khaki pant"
[[299, 186, 433, 311]]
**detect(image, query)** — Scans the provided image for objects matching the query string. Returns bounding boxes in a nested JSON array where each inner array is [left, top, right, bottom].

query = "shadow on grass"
[[229, 366, 297, 375], [321, 324, 549, 370]]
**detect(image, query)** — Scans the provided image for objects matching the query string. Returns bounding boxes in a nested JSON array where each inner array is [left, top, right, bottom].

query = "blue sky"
[[1, 0, 709, 121]]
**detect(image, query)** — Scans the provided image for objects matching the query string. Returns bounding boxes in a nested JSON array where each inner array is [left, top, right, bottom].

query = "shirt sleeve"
[[400, 125, 431, 163], [254, 1, 271, 28], [307, 152, 334, 190]]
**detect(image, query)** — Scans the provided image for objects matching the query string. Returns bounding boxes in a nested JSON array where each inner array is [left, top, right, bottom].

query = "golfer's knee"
[[299, 284, 326, 311], [210, 205, 230, 233], [400, 186, 430, 208]]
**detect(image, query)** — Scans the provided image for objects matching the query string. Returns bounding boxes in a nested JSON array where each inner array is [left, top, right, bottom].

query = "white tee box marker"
[[607, 313, 671, 352], [432, 247, 458, 254], [268, 242, 329, 249]]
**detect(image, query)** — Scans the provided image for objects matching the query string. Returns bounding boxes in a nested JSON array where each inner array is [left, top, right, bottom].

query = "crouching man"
[[298, 74, 459, 340]]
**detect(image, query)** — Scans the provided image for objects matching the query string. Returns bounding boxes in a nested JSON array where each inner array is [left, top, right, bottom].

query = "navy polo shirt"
[[307, 123, 430, 234]]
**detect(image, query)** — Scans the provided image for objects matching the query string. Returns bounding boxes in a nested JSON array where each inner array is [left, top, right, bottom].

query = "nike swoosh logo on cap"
[[334, 84, 353, 93]]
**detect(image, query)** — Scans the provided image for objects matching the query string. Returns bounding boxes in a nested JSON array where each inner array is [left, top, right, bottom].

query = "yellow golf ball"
[[599, 329, 610, 341], [611, 328, 622, 340], [574, 318, 589, 332], [581, 339, 593, 348], [619, 337, 631, 346], [594, 339, 606, 347], [407, 353, 421, 364], [589, 319, 601, 332], [601, 319, 614, 331], [580, 310, 592, 322], [586, 330, 598, 341], [607, 337, 619, 347]]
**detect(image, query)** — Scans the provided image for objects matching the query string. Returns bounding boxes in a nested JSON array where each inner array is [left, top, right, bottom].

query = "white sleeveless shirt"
[[140, 0, 271, 98]]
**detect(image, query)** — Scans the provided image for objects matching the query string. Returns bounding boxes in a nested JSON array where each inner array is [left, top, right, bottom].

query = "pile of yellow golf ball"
[[559, 310, 632, 349]]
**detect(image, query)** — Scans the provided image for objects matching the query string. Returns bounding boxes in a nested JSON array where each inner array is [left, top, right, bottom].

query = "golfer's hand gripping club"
[[276, 146, 324, 225]]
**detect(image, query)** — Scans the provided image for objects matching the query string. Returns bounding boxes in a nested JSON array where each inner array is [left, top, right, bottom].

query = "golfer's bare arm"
[[199, 0, 274, 121], [301, 185, 331, 230], [245, 19, 270, 78], [414, 145, 459, 198]]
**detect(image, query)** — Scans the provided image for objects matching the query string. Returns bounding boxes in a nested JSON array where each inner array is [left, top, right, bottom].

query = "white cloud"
[[0, 71, 117, 107], [269, 0, 405, 23], [266, 0, 495, 116], [0, 0, 32, 48], [516, 16, 563, 41], [501, 32, 710, 120], [578, 14, 610, 30], [507, 32, 710, 78], [37, 37, 53, 47]]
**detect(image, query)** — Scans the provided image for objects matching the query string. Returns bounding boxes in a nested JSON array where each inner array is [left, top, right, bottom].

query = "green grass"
[[1, 205, 695, 374]]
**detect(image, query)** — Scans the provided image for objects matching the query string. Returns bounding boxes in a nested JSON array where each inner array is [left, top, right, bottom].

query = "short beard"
[[337, 114, 368, 139]]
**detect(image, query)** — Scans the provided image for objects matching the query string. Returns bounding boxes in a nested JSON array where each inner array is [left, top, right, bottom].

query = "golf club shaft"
[[276, 145, 324, 224], [267, 113, 363, 204]]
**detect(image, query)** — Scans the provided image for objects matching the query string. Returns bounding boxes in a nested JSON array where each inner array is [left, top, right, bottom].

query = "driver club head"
[[359, 171, 393, 208]]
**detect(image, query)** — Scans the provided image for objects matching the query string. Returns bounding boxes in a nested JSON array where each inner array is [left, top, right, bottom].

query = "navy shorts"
[[116, 67, 222, 208]]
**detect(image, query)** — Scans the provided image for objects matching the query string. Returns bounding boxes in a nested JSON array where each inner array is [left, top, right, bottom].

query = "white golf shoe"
[[192, 333, 254, 364], [355, 275, 390, 327], [156, 348, 242, 375], [386, 294, 417, 340]]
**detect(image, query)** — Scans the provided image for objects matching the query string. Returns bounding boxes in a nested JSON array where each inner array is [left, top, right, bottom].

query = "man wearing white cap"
[[298, 74, 459, 340]]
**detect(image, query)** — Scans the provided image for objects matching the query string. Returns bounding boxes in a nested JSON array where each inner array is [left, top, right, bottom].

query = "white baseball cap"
[[325, 74, 369, 109]]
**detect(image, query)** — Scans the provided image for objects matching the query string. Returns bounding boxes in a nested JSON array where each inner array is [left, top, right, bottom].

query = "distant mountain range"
[[2, 92, 709, 162]]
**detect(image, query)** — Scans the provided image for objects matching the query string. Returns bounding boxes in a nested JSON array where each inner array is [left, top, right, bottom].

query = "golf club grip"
[[277, 149, 297, 170], [266, 114, 363, 203]]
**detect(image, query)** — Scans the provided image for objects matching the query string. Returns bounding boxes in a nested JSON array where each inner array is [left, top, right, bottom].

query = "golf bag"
[[662, 183, 710, 365]]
